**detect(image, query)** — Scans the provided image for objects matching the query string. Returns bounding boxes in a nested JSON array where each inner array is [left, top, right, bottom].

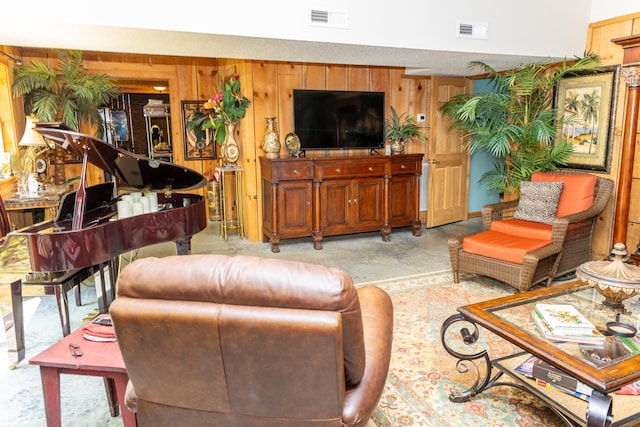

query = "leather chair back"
[[111, 254, 368, 427]]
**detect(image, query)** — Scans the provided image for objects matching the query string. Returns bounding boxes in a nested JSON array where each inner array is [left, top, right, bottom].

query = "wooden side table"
[[29, 319, 136, 427], [4, 196, 61, 229]]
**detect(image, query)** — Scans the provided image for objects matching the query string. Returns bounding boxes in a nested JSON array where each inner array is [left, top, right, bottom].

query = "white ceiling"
[[1, 26, 575, 77], [1, 1, 636, 77], [150, 33, 567, 77]]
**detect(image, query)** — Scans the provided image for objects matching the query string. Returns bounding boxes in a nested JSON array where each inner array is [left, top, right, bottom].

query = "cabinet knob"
[[293, 169, 299, 175], [368, 167, 373, 171], [400, 164, 406, 169], [336, 168, 342, 173]]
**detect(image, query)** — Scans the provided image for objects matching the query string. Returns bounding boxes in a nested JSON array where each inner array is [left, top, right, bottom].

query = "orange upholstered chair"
[[449, 171, 614, 291]]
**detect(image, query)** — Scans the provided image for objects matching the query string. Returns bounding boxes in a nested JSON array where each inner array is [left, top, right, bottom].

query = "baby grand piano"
[[0, 123, 208, 367]]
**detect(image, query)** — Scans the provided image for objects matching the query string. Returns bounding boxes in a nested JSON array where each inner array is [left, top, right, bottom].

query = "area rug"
[[363, 270, 563, 427], [0, 270, 563, 426]]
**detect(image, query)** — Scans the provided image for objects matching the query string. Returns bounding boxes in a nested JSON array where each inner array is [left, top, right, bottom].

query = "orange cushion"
[[530, 172, 597, 217], [462, 230, 552, 264], [491, 219, 553, 241]]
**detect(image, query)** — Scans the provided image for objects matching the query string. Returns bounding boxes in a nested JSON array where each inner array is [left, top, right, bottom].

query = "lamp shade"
[[18, 116, 47, 147]]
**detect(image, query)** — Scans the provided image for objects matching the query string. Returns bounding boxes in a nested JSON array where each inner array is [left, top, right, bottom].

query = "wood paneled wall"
[[586, 12, 640, 257], [240, 60, 429, 242], [4, 50, 429, 242]]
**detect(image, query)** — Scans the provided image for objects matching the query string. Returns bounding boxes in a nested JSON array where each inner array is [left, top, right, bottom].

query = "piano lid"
[[34, 123, 208, 191]]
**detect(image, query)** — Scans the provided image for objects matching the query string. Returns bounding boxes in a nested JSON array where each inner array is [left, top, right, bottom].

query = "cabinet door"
[[390, 175, 415, 226], [321, 180, 351, 233], [277, 181, 313, 236], [352, 178, 383, 229]]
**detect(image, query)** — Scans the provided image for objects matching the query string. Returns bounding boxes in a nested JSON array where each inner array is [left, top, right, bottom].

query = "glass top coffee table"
[[441, 281, 640, 427]]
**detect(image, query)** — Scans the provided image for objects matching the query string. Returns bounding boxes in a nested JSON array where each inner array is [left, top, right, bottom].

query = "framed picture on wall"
[[181, 100, 216, 160], [553, 65, 619, 172]]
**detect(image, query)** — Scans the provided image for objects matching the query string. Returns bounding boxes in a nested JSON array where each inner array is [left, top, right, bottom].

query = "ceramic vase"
[[222, 123, 240, 166], [390, 140, 405, 154], [262, 117, 281, 158]]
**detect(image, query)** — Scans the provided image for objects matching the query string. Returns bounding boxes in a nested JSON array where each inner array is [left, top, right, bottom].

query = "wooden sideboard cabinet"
[[260, 154, 424, 252]]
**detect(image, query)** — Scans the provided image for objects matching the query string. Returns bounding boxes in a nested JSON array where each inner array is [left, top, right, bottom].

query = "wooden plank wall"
[[244, 61, 429, 241], [586, 12, 640, 257], [6, 51, 429, 242]]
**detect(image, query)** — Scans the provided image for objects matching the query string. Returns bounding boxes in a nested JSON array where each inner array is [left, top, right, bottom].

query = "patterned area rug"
[[362, 270, 563, 427], [1, 270, 564, 426]]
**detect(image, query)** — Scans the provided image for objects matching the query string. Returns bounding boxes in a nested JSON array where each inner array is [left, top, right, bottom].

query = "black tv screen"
[[293, 89, 385, 151]]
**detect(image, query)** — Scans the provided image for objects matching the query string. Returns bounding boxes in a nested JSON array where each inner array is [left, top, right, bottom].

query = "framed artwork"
[[554, 65, 619, 172], [111, 110, 129, 145], [181, 100, 216, 160]]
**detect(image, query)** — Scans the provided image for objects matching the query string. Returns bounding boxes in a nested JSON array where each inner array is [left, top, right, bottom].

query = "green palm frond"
[[439, 53, 601, 194], [12, 50, 119, 136]]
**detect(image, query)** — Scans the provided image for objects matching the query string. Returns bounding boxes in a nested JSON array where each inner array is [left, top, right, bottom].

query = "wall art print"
[[182, 100, 216, 160], [554, 65, 619, 172]]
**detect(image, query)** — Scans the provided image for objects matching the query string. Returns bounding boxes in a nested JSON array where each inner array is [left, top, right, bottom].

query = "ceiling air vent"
[[309, 9, 349, 29], [456, 21, 488, 39]]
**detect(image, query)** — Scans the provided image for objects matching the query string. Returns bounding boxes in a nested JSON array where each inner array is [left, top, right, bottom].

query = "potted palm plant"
[[384, 107, 427, 154], [12, 50, 119, 184], [439, 54, 601, 195]]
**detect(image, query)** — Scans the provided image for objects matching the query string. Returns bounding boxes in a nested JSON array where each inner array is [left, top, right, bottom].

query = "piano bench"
[[22, 268, 95, 336]]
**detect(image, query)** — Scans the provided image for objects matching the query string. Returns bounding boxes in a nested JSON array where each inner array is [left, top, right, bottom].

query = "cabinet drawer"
[[274, 164, 314, 180], [318, 162, 386, 178], [391, 160, 420, 174]]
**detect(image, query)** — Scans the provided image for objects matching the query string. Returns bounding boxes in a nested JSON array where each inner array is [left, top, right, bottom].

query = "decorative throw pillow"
[[513, 181, 564, 224]]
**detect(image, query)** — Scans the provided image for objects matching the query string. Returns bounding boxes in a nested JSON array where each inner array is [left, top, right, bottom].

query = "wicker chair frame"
[[449, 172, 614, 292]]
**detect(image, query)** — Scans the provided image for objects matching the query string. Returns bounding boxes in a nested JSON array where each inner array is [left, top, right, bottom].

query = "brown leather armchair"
[[110, 254, 393, 427]]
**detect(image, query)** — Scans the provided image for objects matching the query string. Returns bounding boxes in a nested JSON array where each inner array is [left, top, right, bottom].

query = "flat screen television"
[[293, 89, 385, 151]]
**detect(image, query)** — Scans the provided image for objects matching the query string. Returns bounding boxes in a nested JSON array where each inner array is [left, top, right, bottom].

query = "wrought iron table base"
[[441, 313, 614, 427]]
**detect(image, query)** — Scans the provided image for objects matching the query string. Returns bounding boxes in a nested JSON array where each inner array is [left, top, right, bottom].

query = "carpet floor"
[[0, 270, 565, 426], [364, 271, 563, 427]]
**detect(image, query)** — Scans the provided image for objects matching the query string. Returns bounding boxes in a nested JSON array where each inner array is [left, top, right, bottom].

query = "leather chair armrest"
[[124, 380, 138, 413], [342, 285, 393, 427]]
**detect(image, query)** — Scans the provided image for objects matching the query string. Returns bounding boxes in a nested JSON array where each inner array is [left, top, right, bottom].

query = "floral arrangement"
[[187, 75, 251, 145]]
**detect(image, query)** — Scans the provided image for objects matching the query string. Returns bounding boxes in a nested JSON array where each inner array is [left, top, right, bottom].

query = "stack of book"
[[82, 314, 117, 342], [532, 303, 605, 345], [516, 355, 593, 401]]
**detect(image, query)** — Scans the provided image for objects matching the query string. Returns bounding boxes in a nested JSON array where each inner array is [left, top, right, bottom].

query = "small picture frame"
[[182, 100, 217, 160]]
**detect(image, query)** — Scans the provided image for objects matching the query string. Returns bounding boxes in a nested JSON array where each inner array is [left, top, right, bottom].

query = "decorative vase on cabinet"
[[263, 117, 281, 158], [390, 140, 405, 154], [222, 123, 240, 166]]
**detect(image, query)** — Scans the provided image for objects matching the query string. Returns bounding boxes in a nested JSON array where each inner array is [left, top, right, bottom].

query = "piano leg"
[[52, 285, 71, 336], [5, 278, 25, 369], [95, 259, 119, 313], [107, 259, 118, 304], [175, 237, 192, 255]]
